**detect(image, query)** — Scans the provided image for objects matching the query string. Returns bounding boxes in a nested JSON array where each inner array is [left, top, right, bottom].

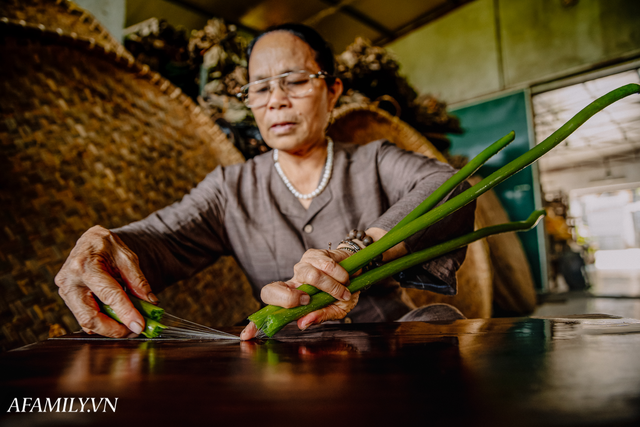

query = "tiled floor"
[[533, 267, 640, 320]]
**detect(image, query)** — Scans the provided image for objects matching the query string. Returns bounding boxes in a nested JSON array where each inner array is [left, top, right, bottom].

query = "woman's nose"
[[267, 81, 291, 109]]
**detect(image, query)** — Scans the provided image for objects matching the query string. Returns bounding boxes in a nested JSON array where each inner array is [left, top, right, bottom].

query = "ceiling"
[[162, 0, 474, 50], [532, 69, 640, 173]]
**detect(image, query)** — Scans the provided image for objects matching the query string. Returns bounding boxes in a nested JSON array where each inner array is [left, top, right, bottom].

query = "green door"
[[449, 90, 547, 291]]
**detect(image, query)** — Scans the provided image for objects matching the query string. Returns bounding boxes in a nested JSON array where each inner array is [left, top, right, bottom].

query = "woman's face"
[[248, 31, 342, 154]]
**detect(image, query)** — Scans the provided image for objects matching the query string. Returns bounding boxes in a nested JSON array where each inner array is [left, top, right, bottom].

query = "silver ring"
[[339, 240, 362, 253], [337, 246, 357, 255]]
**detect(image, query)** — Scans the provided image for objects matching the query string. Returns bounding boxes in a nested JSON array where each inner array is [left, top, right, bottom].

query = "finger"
[[59, 285, 131, 338], [82, 263, 146, 335], [306, 249, 351, 284], [293, 263, 351, 302], [111, 234, 158, 304], [260, 281, 311, 308], [240, 322, 259, 341], [94, 312, 139, 338], [297, 291, 360, 330], [297, 304, 346, 330]]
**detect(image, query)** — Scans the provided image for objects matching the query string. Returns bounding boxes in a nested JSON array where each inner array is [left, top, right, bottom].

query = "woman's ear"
[[327, 77, 344, 111]]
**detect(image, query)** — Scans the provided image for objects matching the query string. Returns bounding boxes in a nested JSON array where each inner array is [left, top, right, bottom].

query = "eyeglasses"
[[237, 70, 331, 108]]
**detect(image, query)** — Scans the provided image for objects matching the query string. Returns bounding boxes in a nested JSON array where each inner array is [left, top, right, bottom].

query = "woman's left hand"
[[240, 248, 360, 340]]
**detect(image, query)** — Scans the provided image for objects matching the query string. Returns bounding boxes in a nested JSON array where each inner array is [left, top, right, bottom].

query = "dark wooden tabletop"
[[2, 317, 640, 427]]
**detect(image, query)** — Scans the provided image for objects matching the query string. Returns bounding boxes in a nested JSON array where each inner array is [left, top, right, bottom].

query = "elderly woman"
[[55, 24, 475, 340]]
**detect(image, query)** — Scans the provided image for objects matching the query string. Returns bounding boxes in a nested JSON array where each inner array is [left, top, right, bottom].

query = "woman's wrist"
[[336, 236, 365, 256], [337, 229, 383, 273], [337, 227, 408, 263], [365, 227, 408, 262], [336, 241, 360, 255], [337, 231, 372, 252]]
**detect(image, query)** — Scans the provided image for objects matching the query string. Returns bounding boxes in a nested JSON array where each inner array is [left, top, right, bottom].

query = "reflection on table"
[[2, 317, 640, 427]]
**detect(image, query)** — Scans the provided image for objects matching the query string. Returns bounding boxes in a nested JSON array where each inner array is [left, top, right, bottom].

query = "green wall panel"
[[449, 91, 545, 290]]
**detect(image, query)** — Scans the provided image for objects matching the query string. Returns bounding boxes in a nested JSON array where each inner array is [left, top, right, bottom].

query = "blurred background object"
[[124, 18, 200, 99]]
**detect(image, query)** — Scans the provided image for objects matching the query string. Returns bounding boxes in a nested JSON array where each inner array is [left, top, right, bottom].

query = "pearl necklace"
[[273, 138, 334, 200]]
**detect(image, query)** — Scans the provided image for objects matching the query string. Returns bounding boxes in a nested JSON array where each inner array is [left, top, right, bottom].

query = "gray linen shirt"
[[113, 140, 475, 323]]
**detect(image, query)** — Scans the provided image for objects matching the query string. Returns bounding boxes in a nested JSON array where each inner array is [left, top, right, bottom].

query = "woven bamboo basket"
[[0, 6, 257, 351], [329, 103, 448, 163], [0, 0, 131, 58]]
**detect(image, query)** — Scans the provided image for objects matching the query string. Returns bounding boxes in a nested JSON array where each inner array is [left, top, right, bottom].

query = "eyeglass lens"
[[245, 71, 315, 107]]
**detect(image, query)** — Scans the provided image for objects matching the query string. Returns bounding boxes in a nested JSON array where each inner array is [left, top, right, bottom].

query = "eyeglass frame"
[[236, 70, 332, 108]]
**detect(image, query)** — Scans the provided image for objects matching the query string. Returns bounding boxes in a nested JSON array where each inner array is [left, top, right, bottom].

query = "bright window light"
[[595, 248, 640, 270]]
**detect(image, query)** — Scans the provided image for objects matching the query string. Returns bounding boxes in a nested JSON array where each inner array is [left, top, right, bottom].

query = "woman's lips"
[[270, 122, 297, 134]]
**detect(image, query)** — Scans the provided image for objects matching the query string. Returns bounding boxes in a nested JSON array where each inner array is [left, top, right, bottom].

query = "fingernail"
[[129, 321, 143, 335], [342, 289, 351, 301], [127, 332, 140, 339], [148, 293, 159, 303], [300, 294, 310, 305], [299, 322, 310, 331]]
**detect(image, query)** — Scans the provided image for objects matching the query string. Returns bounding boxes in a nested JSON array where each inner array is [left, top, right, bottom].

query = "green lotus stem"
[[248, 284, 316, 328], [140, 318, 166, 338], [247, 131, 515, 328], [100, 302, 167, 339], [388, 130, 515, 233], [339, 83, 640, 275], [129, 294, 164, 320], [249, 82, 640, 333], [259, 210, 546, 337]]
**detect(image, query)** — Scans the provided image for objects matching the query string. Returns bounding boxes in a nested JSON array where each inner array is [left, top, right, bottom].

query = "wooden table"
[[2, 317, 640, 426]]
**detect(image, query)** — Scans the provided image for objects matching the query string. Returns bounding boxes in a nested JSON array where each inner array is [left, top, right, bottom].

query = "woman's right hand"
[[240, 248, 359, 340], [54, 225, 158, 338]]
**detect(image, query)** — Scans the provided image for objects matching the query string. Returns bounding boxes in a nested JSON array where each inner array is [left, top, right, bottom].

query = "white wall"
[[387, 0, 640, 106]]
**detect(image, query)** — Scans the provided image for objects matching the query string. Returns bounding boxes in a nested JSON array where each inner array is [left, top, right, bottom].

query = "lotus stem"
[[388, 130, 515, 233], [100, 302, 167, 338]]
